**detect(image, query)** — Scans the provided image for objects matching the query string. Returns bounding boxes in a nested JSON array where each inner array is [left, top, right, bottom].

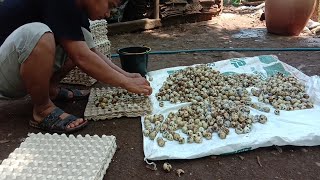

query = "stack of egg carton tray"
[[61, 19, 111, 86], [85, 87, 153, 120], [90, 19, 111, 59], [0, 133, 117, 180]]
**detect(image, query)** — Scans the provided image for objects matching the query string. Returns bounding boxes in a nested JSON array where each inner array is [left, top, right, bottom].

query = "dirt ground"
[[1, 7, 320, 180]]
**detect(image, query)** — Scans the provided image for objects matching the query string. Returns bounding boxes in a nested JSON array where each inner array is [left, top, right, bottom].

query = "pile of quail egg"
[[252, 73, 313, 111], [94, 88, 148, 109], [145, 65, 313, 147], [155, 65, 262, 104], [144, 101, 268, 147]]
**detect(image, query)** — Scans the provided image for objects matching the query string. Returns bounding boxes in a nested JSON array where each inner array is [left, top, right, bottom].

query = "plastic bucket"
[[117, 46, 151, 77]]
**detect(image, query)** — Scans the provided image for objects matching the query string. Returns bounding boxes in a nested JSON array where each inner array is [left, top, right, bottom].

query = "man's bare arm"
[[61, 40, 152, 95], [92, 48, 132, 76]]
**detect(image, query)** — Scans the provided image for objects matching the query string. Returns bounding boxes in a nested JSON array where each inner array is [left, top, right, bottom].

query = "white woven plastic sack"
[[142, 55, 320, 161], [307, 75, 320, 105]]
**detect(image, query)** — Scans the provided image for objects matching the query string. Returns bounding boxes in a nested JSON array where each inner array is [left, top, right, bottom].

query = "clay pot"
[[265, 0, 317, 36]]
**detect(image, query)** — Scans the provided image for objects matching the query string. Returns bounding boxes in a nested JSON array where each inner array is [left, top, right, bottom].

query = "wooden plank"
[[108, 18, 162, 35]]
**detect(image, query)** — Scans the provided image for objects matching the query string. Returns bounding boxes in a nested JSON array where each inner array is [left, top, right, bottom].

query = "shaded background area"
[[1, 5, 320, 180]]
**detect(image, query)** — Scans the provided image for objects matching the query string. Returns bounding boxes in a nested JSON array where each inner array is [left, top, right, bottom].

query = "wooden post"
[[311, 0, 319, 21], [318, 0, 320, 21], [154, 0, 160, 19]]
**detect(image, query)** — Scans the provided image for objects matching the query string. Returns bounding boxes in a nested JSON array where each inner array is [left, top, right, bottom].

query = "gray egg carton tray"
[[84, 87, 152, 121], [0, 133, 117, 180], [61, 67, 97, 87]]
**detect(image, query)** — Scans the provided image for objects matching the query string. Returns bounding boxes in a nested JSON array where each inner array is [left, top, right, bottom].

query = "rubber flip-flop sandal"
[[29, 107, 88, 134]]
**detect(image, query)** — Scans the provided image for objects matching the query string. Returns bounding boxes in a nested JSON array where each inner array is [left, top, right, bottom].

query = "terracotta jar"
[[265, 0, 317, 36]]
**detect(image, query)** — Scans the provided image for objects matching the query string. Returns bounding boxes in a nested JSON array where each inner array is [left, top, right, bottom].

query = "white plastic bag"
[[143, 55, 320, 161]]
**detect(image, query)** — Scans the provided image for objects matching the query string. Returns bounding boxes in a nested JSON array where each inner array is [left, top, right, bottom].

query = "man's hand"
[[123, 77, 152, 96], [126, 72, 142, 78]]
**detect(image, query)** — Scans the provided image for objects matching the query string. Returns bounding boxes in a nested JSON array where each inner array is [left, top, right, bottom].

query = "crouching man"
[[0, 0, 152, 133]]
